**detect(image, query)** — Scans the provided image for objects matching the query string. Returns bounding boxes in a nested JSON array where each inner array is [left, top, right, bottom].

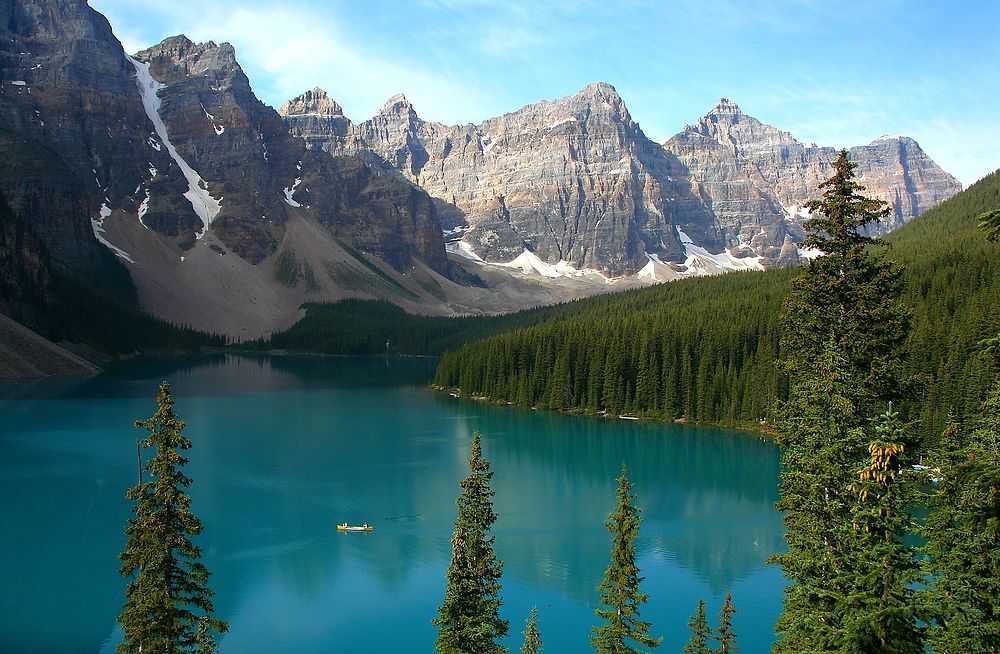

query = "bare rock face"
[[0, 0, 169, 276], [135, 35, 300, 260], [670, 99, 963, 237], [133, 36, 448, 272], [0, 3, 449, 274], [277, 87, 359, 153], [287, 88, 960, 276], [285, 83, 716, 275]]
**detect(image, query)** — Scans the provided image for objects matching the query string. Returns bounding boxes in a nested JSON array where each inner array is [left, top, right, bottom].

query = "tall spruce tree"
[[839, 406, 922, 651], [434, 432, 508, 654], [520, 606, 543, 654], [683, 599, 711, 654], [117, 382, 226, 654], [714, 593, 738, 654], [771, 151, 919, 651], [591, 465, 661, 654]]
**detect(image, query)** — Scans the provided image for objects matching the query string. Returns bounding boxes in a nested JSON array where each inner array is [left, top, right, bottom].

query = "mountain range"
[[0, 0, 962, 341]]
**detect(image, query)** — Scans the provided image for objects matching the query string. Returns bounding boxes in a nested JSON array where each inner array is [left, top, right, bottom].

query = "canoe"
[[337, 523, 374, 532]]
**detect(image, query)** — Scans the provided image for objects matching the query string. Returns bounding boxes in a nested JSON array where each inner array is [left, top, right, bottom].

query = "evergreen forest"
[[432, 170, 1000, 444]]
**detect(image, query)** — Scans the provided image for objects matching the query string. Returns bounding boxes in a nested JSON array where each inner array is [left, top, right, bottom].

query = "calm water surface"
[[0, 354, 785, 653]]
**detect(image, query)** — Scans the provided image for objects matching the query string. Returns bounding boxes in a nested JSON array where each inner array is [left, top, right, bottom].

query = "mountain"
[[0, 0, 483, 340], [0, 0, 967, 351], [666, 98, 962, 236], [282, 83, 715, 276], [283, 88, 961, 276]]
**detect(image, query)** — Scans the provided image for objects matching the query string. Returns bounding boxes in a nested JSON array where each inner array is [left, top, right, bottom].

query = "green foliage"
[[434, 270, 791, 426], [591, 465, 661, 653], [714, 593, 738, 654], [683, 599, 711, 654], [117, 382, 226, 653], [839, 408, 923, 651], [785, 151, 908, 410], [434, 433, 508, 654], [520, 606, 543, 654], [771, 152, 921, 652], [921, 382, 1000, 651], [978, 205, 1000, 242], [433, 169, 1000, 445], [890, 169, 1000, 443]]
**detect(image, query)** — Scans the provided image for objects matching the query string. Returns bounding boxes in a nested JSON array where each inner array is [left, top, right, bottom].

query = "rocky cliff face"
[[284, 84, 717, 275], [132, 36, 447, 271], [0, 1, 456, 338], [0, 0, 167, 276], [670, 99, 963, 235], [286, 90, 961, 276], [0, 0, 450, 279]]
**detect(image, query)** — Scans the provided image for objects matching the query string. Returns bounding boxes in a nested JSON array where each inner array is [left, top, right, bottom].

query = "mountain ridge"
[[283, 83, 961, 276], [0, 0, 968, 350]]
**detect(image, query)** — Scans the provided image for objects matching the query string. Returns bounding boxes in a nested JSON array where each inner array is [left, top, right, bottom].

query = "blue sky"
[[89, 0, 998, 188]]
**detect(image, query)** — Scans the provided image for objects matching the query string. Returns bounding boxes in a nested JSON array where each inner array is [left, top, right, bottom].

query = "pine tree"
[[714, 593, 738, 653], [520, 606, 543, 654], [591, 464, 661, 653], [978, 203, 1000, 241], [117, 382, 226, 654], [923, 384, 1000, 651], [782, 149, 908, 411], [771, 151, 917, 651], [683, 599, 711, 654], [434, 432, 509, 654], [840, 406, 922, 651]]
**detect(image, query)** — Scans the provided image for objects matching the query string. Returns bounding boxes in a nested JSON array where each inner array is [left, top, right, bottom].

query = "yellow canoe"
[[337, 523, 374, 532]]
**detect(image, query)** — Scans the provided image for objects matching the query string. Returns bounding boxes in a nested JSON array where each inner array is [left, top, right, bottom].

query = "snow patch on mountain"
[[783, 204, 812, 220], [283, 176, 303, 207], [137, 189, 150, 227], [129, 55, 222, 238], [447, 240, 485, 262], [499, 249, 611, 282], [676, 227, 764, 273], [91, 204, 135, 263]]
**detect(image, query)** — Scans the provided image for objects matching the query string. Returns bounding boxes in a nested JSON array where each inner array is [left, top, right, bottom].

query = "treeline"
[[251, 299, 537, 355], [250, 282, 737, 356], [434, 171, 1000, 442], [435, 271, 791, 425], [47, 263, 227, 353]]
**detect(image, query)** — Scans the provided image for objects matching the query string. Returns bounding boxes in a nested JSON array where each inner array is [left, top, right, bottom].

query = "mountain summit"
[[285, 87, 961, 275]]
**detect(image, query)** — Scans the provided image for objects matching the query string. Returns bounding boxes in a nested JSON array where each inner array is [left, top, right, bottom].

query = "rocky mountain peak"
[[689, 98, 799, 152], [579, 81, 620, 100], [709, 97, 743, 115], [136, 35, 240, 80], [380, 93, 415, 114], [278, 87, 344, 118], [871, 134, 916, 146], [523, 81, 633, 129]]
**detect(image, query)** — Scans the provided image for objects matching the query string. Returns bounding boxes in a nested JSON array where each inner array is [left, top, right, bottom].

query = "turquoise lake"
[[0, 354, 785, 652]]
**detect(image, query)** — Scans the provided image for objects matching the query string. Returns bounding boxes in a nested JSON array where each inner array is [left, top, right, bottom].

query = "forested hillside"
[[433, 171, 1000, 442]]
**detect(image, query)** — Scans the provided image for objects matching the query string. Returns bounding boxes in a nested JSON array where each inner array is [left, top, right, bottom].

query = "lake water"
[[0, 354, 785, 653]]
